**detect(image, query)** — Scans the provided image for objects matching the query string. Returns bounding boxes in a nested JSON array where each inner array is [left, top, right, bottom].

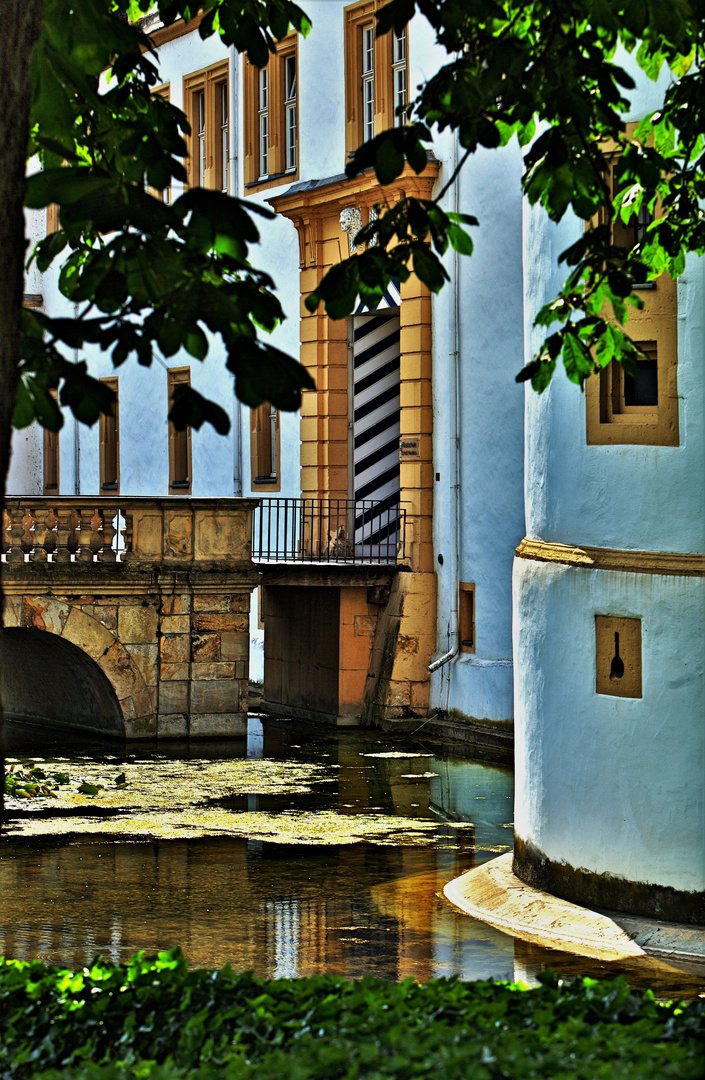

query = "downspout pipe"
[[429, 129, 461, 673], [229, 44, 243, 496], [74, 304, 80, 495]]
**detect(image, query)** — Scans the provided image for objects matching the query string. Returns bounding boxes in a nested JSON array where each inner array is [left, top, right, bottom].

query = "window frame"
[[99, 377, 120, 493], [344, 0, 409, 159], [147, 83, 173, 204], [244, 34, 299, 191], [250, 401, 280, 491], [459, 582, 475, 655], [183, 60, 230, 192], [43, 427, 60, 496], [586, 125, 679, 447], [168, 367, 193, 494]]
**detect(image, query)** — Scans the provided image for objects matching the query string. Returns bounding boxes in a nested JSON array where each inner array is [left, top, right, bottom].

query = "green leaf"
[[374, 134, 405, 186], [185, 326, 208, 361], [169, 384, 230, 434], [12, 381, 36, 430], [78, 782, 101, 796], [447, 222, 474, 257], [562, 331, 592, 385], [410, 245, 448, 293], [375, 0, 416, 36], [24, 168, 113, 209]]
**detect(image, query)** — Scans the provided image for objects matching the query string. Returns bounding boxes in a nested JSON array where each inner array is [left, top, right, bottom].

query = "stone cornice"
[[268, 160, 441, 221], [516, 537, 705, 577], [140, 12, 206, 48]]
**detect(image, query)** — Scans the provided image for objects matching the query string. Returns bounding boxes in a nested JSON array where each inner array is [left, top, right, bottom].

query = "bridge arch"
[[1, 597, 154, 737], [0, 627, 126, 736]]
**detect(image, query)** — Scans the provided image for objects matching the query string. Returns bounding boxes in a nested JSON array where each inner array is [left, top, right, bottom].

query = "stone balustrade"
[[1, 497, 261, 740], [2, 497, 258, 568]]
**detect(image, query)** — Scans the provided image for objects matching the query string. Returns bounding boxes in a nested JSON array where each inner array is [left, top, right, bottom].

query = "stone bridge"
[[1, 497, 259, 739]]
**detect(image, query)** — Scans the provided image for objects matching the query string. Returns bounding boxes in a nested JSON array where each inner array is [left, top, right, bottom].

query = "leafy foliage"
[[0, 950, 703, 1079], [3, 760, 126, 799], [22, 0, 315, 437], [22, 0, 705, 424], [309, 0, 705, 392]]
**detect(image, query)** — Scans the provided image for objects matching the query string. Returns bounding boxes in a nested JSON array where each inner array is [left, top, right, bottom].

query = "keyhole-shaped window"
[[609, 631, 625, 681], [596, 616, 642, 698]]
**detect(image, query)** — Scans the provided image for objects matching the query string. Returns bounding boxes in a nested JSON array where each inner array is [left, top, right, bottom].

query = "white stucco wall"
[[430, 140, 526, 722], [523, 203, 705, 554], [516, 60, 705, 905], [513, 556, 705, 893]]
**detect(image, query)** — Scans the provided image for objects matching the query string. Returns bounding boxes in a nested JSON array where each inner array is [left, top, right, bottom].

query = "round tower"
[[513, 134, 705, 923]]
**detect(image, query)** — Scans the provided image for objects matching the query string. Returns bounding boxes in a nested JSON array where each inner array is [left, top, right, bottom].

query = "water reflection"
[[0, 838, 517, 981], [1, 719, 702, 997], [0, 719, 515, 981]]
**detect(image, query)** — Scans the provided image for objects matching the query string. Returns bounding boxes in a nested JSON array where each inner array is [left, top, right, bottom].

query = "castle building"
[[9, 3, 703, 922]]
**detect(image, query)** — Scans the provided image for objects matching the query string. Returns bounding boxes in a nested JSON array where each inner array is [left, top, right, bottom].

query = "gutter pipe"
[[429, 128, 461, 674], [229, 44, 243, 496]]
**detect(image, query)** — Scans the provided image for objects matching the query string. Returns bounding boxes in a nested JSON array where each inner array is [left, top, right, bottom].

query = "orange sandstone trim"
[[143, 13, 207, 48], [515, 537, 705, 577]]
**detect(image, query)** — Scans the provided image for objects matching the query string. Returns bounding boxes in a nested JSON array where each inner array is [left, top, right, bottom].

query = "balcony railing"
[[1, 497, 258, 566], [253, 497, 405, 565]]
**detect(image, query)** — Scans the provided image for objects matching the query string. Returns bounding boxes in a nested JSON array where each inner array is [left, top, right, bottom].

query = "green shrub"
[[0, 949, 702, 1079]]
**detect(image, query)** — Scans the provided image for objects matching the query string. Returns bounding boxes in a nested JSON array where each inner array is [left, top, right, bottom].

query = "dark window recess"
[[459, 583, 475, 654], [625, 345, 658, 407]]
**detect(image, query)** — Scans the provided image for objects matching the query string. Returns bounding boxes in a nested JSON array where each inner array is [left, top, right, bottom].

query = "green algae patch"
[[3, 756, 478, 847], [5, 757, 331, 811], [9, 807, 474, 845]]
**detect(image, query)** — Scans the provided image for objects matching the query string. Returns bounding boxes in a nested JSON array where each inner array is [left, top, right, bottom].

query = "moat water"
[[1, 717, 702, 998]]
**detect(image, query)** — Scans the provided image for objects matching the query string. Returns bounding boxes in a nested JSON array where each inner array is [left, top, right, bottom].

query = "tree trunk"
[[0, 0, 46, 827]]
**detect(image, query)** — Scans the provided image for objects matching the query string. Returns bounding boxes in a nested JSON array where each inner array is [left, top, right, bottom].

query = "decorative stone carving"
[[340, 206, 363, 253]]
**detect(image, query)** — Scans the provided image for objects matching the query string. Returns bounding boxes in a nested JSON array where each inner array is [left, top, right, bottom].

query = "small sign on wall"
[[400, 437, 420, 459], [595, 615, 642, 698]]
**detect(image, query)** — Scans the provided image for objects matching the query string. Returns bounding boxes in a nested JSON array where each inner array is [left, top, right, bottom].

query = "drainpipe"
[[73, 304, 80, 495], [229, 44, 243, 496], [428, 129, 461, 674]]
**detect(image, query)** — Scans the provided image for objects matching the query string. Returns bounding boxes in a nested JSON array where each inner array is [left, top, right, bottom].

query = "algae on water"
[[3, 756, 481, 849]]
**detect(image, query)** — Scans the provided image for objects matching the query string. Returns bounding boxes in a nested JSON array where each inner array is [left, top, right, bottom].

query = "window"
[[392, 28, 407, 127], [586, 124, 679, 447], [258, 68, 269, 178], [344, 0, 409, 158], [244, 35, 298, 190], [284, 54, 297, 171], [183, 61, 230, 191], [459, 583, 475, 654], [149, 84, 172, 203], [250, 402, 280, 489], [362, 24, 375, 142], [219, 81, 229, 193], [42, 388, 60, 495], [168, 368, 192, 493], [99, 377, 120, 493], [43, 427, 59, 495]]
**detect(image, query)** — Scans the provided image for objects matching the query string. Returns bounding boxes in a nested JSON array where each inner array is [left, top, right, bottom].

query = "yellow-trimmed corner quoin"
[[255, 163, 440, 725]]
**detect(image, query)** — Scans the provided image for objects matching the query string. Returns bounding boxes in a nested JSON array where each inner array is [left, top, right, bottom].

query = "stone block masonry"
[[1, 497, 260, 739]]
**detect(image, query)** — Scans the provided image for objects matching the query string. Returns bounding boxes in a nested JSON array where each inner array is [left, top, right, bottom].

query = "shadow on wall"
[[0, 628, 124, 737]]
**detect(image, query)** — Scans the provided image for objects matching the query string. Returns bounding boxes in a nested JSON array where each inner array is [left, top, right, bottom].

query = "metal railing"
[[253, 498, 405, 564]]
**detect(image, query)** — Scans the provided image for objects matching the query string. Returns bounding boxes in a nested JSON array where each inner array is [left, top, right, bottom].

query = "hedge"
[[1, 949, 702, 1079]]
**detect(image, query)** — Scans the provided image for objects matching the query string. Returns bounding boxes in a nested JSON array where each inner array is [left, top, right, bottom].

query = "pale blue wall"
[[430, 142, 526, 722], [516, 63, 705, 896]]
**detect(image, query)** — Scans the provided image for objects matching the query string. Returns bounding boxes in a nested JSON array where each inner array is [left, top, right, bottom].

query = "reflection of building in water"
[[263, 898, 303, 978], [429, 759, 513, 854]]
